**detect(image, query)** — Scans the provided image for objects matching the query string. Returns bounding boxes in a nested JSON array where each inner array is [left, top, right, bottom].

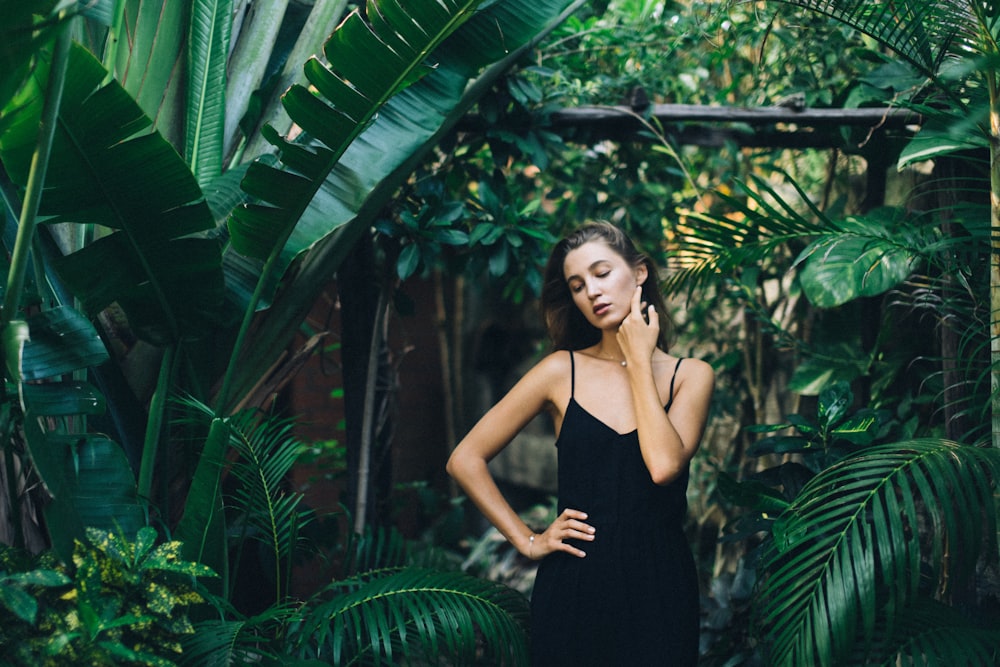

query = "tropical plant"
[[719, 383, 1000, 665], [651, 0, 1000, 661], [763, 0, 1000, 443], [754, 438, 999, 666], [0, 0, 588, 554], [2, 0, 592, 661], [0, 527, 213, 666]]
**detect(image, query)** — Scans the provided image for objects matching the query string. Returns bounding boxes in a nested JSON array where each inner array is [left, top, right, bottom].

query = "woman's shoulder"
[[670, 355, 715, 393], [655, 351, 712, 378], [510, 350, 572, 406], [532, 349, 573, 376]]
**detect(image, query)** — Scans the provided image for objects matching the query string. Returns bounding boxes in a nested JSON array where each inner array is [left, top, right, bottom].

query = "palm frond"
[[341, 523, 411, 577], [224, 410, 313, 598], [667, 171, 827, 295], [862, 598, 1000, 666], [182, 604, 298, 666], [772, 0, 989, 78], [753, 439, 1000, 666], [294, 567, 530, 666]]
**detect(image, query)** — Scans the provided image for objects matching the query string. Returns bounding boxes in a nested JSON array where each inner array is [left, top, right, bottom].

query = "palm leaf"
[[296, 567, 530, 666], [667, 170, 824, 295], [341, 523, 411, 577], [225, 410, 311, 582], [753, 439, 1000, 666], [772, 0, 988, 78], [182, 605, 301, 667], [857, 598, 1000, 665], [173, 398, 310, 600]]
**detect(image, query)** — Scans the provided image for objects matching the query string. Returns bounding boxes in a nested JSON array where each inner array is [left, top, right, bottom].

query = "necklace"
[[596, 349, 627, 367]]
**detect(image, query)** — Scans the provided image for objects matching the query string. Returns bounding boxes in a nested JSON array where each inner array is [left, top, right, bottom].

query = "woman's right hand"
[[527, 508, 595, 560]]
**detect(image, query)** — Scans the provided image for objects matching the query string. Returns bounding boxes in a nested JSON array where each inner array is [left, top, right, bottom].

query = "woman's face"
[[563, 239, 647, 331]]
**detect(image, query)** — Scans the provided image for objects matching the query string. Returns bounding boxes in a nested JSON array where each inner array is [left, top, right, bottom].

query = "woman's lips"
[[593, 303, 610, 317]]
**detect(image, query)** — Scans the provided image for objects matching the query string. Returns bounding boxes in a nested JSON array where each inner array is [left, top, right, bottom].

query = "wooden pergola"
[[543, 103, 920, 149]]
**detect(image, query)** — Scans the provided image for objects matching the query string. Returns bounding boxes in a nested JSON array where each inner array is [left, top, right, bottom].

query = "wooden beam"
[[458, 103, 920, 149], [549, 103, 920, 128]]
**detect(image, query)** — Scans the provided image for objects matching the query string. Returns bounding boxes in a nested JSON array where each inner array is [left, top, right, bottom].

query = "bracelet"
[[528, 534, 535, 558]]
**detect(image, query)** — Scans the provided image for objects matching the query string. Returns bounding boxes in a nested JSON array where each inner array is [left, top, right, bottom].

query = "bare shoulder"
[[655, 353, 713, 390], [676, 357, 715, 399], [506, 349, 570, 400], [679, 357, 714, 382]]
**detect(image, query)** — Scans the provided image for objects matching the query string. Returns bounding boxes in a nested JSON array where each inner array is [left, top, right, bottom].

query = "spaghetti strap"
[[665, 358, 683, 412], [569, 350, 576, 398]]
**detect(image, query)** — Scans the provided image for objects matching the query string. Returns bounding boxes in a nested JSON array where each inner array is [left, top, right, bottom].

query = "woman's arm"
[[618, 287, 715, 485], [447, 352, 595, 559]]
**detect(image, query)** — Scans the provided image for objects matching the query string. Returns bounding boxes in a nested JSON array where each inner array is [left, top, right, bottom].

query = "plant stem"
[[2, 15, 72, 328], [354, 285, 389, 534], [137, 345, 176, 502]]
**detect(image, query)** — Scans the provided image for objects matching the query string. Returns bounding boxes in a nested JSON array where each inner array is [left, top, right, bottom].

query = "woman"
[[447, 221, 714, 666]]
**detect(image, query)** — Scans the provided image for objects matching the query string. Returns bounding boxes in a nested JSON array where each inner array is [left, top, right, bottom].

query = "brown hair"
[[540, 221, 672, 351]]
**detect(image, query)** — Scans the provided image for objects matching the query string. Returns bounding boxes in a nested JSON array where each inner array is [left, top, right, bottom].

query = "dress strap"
[[569, 350, 576, 398], [664, 358, 683, 412]]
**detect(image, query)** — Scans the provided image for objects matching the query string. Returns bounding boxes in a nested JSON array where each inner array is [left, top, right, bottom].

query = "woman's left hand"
[[616, 285, 658, 367]]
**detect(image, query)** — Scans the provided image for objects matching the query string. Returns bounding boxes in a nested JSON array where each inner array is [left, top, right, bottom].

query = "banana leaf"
[[0, 43, 225, 346], [222, 0, 584, 404]]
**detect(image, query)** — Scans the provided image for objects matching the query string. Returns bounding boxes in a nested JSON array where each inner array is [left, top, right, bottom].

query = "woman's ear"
[[635, 263, 649, 286]]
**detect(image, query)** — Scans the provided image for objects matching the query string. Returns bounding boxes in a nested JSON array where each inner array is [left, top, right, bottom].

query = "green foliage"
[[292, 567, 530, 666], [0, 43, 224, 346], [753, 439, 1000, 666], [0, 528, 214, 666], [722, 386, 1000, 665], [376, 170, 559, 302], [746, 381, 890, 466]]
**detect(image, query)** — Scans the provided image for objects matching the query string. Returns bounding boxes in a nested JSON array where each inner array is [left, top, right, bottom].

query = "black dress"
[[530, 351, 699, 666]]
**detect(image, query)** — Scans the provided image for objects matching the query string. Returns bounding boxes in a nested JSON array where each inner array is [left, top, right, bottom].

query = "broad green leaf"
[[187, 0, 234, 185], [0, 0, 62, 136], [21, 306, 108, 380], [817, 381, 852, 427], [897, 105, 990, 168], [0, 584, 38, 623], [22, 381, 106, 417], [796, 213, 919, 308], [0, 44, 225, 345], [221, 0, 584, 404], [175, 416, 230, 588], [717, 472, 790, 514], [22, 421, 144, 562], [114, 0, 189, 148]]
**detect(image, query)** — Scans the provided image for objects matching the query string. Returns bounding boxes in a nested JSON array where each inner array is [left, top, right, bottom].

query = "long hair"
[[540, 221, 672, 351]]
